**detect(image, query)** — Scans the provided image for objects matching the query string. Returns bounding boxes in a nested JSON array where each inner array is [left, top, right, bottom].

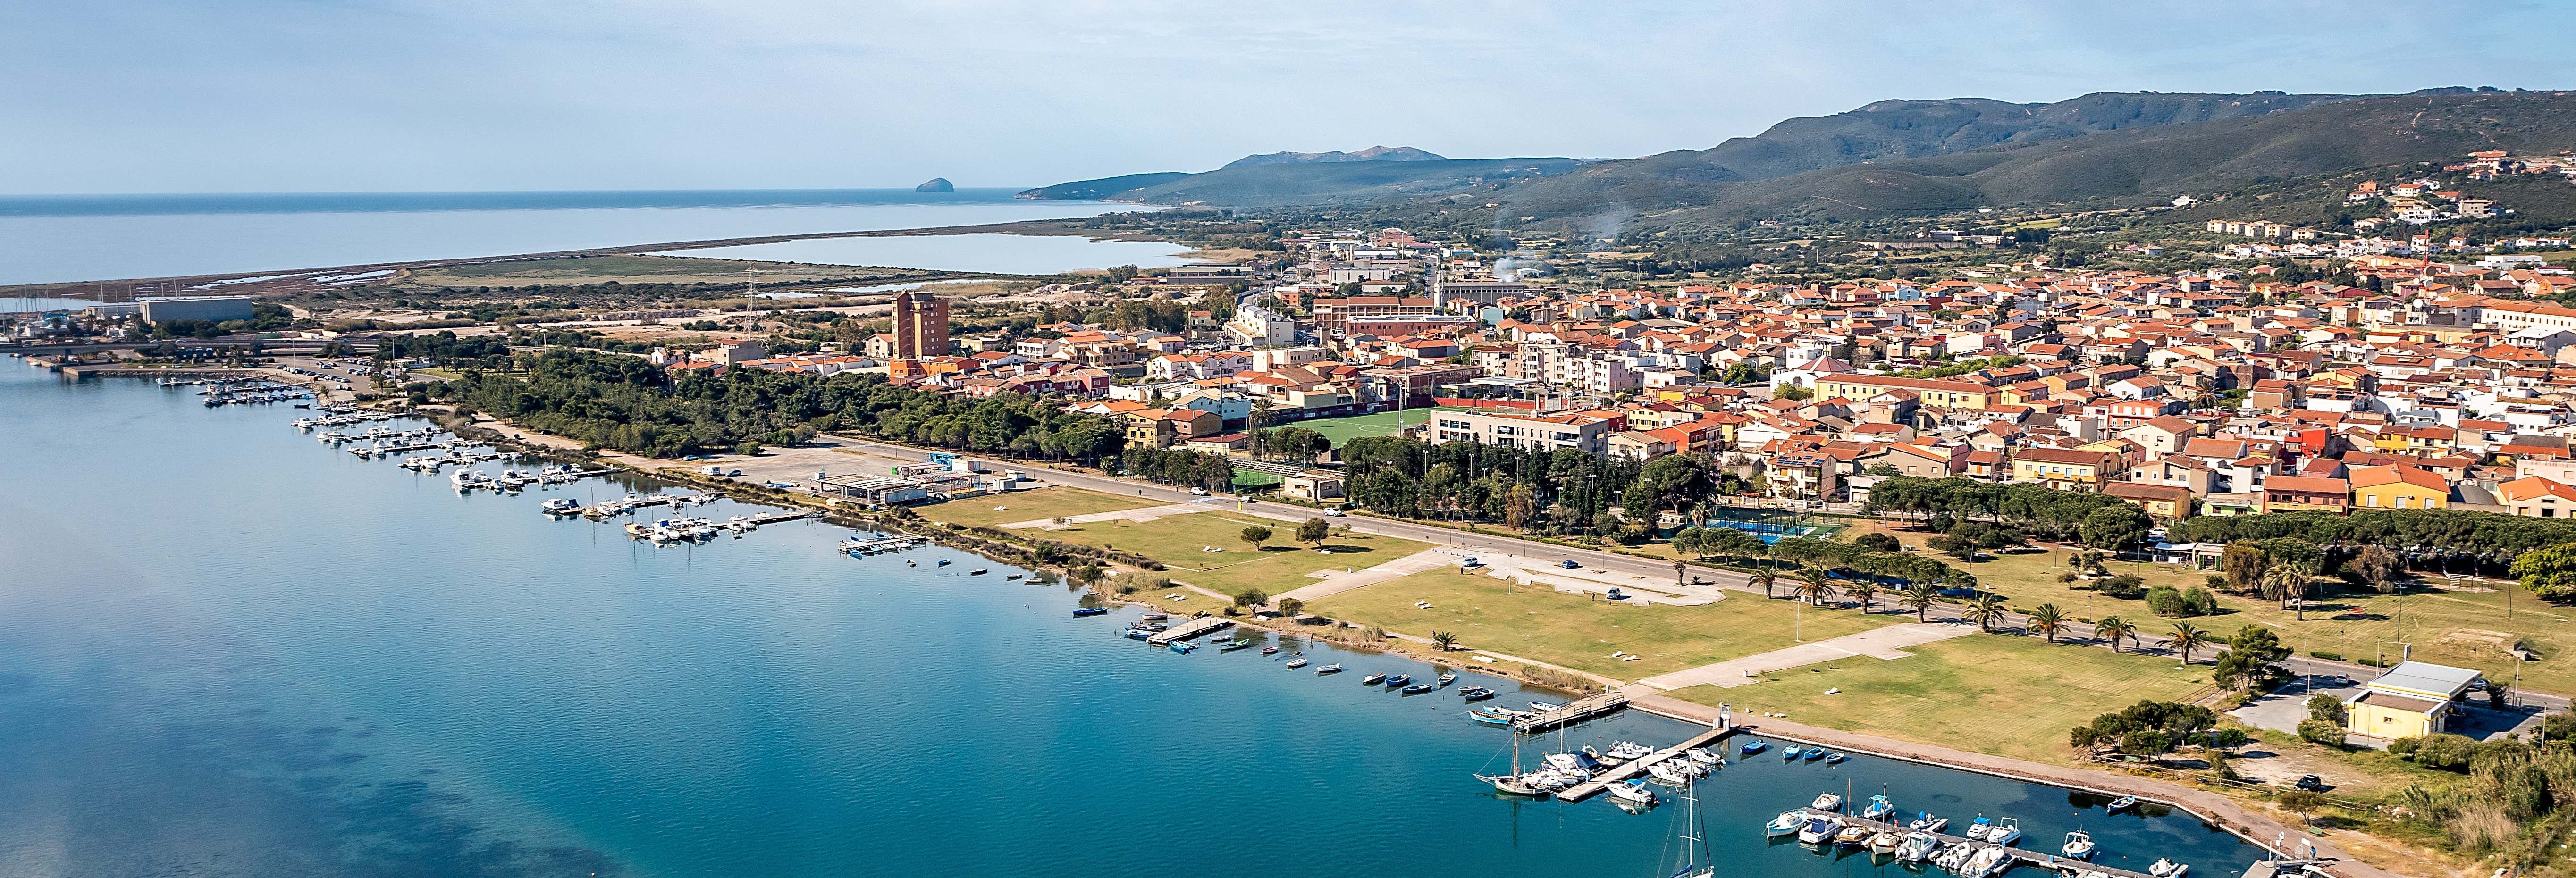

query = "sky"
[[7, 0, 2576, 195]]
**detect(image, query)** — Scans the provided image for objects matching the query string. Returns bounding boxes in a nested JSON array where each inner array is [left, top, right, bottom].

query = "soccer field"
[[1292, 407, 1475, 445]]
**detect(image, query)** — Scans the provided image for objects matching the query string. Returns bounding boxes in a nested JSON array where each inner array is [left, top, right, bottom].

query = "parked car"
[[2295, 774, 2326, 791], [1559, 560, 1581, 569], [2331, 674, 2353, 687], [1324, 508, 1346, 517], [1189, 487, 1209, 496]]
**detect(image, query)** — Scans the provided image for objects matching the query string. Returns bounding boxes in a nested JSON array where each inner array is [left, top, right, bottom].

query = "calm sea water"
[[0, 366, 2267, 878], [0, 189, 1139, 285]]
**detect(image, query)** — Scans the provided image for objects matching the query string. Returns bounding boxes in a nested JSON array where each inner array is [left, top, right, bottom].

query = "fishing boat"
[[1906, 811, 1948, 833], [1985, 818, 2020, 846], [1780, 746, 1802, 761], [2105, 795, 2138, 813], [969, 569, 989, 576], [1284, 658, 1308, 669], [1963, 816, 1992, 840], [1866, 830, 1901, 854], [1823, 752, 1846, 765], [1382, 674, 1412, 688], [1860, 794, 1894, 821], [2061, 829, 2096, 860], [1484, 705, 1534, 720], [1221, 639, 1254, 651], [1832, 821, 1871, 847], [1764, 810, 1806, 837], [1071, 607, 1107, 617], [1167, 641, 1195, 654], [1122, 628, 1153, 641], [1802, 747, 1828, 761], [1458, 686, 1495, 701], [1360, 672, 1387, 686], [1468, 711, 1513, 727], [1314, 664, 1341, 674], [1894, 832, 1939, 862], [1528, 700, 1562, 712], [1740, 739, 1768, 756], [2148, 857, 2189, 877], [1796, 815, 1843, 845], [1005, 573, 1025, 581], [936, 559, 951, 566], [1811, 791, 1843, 811], [1140, 611, 1169, 621], [1402, 682, 1435, 694], [1435, 672, 1455, 687], [1260, 646, 1280, 656], [1604, 778, 1657, 807]]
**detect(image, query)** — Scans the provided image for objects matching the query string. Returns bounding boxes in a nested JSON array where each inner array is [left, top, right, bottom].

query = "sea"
[[0, 189, 1153, 286], [0, 366, 2272, 878]]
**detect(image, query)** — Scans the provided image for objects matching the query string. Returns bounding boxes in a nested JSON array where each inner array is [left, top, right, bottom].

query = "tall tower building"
[[892, 291, 951, 358]]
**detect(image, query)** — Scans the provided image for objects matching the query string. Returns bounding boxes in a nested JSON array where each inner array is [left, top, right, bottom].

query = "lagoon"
[[656, 232, 1196, 275], [0, 365, 2268, 878]]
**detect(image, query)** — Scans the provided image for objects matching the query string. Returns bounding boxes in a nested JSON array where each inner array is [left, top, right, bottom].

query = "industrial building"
[[138, 295, 255, 323]]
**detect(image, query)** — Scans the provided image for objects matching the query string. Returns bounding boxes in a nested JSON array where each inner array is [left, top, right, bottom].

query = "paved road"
[[841, 437, 2572, 707]]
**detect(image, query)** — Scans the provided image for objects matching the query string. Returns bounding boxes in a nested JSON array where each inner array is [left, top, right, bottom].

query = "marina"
[[1550, 724, 1737, 802], [1145, 616, 1232, 646], [1508, 690, 1631, 732]]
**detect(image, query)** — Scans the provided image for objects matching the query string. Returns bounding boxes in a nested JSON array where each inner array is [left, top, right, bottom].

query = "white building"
[[1224, 303, 1296, 348]]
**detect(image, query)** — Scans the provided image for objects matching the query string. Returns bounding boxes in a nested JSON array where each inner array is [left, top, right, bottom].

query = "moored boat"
[[1284, 658, 1308, 669], [1860, 794, 1894, 821], [1221, 639, 1254, 651], [2105, 795, 2137, 813], [1906, 811, 1948, 833], [1468, 711, 1512, 727], [1894, 831, 1938, 862], [2061, 829, 2096, 860], [1740, 739, 1768, 755], [1604, 778, 1657, 807], [1458, 686, 1495, 701], [1764, 810, 1805, 837], [1832, 823, 1869, 847], [2148, 857, 2189, 878], [1382, 674, 1412, 688], [1071, 607, 1107, 617], [1811, 791, 1843, 811], [1986, 817, 2021, 846], [1796, 815, 1842, 845], [1314, 663, 1341, 674], [1401, 682, 1435, 694], [1360, 672, 1387, 686]]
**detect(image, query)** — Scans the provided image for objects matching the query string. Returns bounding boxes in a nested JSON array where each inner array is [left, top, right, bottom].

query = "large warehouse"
[[137, 295, 255, 323]]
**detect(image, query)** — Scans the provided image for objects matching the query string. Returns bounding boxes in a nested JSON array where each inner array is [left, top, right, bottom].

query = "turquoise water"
[[0, 189, 1138, 285], [0, 365, 2269, 878]]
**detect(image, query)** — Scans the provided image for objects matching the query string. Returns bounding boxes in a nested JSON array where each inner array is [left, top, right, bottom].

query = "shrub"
[[2202, 727, 2249, 749], [2400, 733, 2479, 770], [2146, 585, 2212, 617], [1855, 533, 1902, 552], [2306, 694, 2348, 725], [2098, 574, 2147, 599], [2309, 650, 2343, 661], [2297, 719, 2346, 746]]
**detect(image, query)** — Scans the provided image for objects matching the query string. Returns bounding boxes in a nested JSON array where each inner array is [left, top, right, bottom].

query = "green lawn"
[[915, 487, 1164, 528], [1674, 634, 2215, 763], [1307, 566, 1894, 680], [1044, 510, 1430, 598], [1865, 522, 2576, 694], [1292, 407, 1476, 445]]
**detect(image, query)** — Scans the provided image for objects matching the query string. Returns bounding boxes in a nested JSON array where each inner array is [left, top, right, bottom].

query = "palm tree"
[[1965, 594, 2007, 632], [1899, 583, 1941, 622], [2262, 564, 2314, 619], [2094, 615, 2136, 653], [1795, 567, 1836, 606], [1752, 568, 1778, 599], [2168, 621, 2210, 664], [1844, 581, 1880, 614], [2026, 603, 2068, 643], [1673, 560, 1687, 585], [1431, 631, 1459, 652]]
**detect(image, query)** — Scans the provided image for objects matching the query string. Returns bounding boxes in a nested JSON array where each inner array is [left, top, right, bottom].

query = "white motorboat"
[[1932, 843, 1974, 872], [1986, 817, 2021, 846], [1963, 844, 2011, 878], [1811, 792, 1844, 812], [2149, 858, 2189, 878], [1605, 741, 1652, 761], [1543, 753, 1584, 773], [1669, 757, 1708, 778], [1646, 760, 1692, 786], [1894, 831, 1939, 862], [2061, 829, 2096, 860], [1906, 811, 1949, 833], [1765, 810, 1807, 837], [1604, 779, 1657, 806], [450, 469, 491, 488], [541, 497, 579, 513], [1860, 794, 1894, 821], [1684, 746, 1722, 766], [1964, 815, 1992, 840], [1796, 815, 1843, 845], [725, 516, 754, 533]]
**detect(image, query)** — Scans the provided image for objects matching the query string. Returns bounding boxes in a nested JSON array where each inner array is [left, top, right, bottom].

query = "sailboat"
[[1473, 727, 1547, 797], [1659, 775, 1715, 878]]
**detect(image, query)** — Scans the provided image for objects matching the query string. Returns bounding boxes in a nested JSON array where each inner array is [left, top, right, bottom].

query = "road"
[[841, 437, 2571, 708]]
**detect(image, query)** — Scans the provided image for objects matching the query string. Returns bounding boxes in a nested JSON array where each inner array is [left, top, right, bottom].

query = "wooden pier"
[[1510, 691, 1630, 732], [748, 510, 820, 526], [838, 534, 926, 553], [1147, 616, 1233, 645], [1554, 724, 1736, 802]]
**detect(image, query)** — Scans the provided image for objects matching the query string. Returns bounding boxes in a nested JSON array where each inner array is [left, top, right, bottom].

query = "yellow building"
[[1810, 374, 1994, 410], [2346, 661, 2483, 740], [2009, 447, 2121, 489], [2349, 465, 2449, 510]]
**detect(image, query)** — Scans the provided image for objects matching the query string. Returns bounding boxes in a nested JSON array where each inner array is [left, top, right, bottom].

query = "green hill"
[[1019, 157, 1583, 207]]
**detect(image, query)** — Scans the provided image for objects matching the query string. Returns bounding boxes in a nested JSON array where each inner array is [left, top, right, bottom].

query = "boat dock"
[[838, 534, 927, 553], [1554, 725, 1736, 802], [1510, 691, 1630, 732], [1779, 806, 2202, 878], [1146, 616, 1233, 645], [748, 510, 820, 526]]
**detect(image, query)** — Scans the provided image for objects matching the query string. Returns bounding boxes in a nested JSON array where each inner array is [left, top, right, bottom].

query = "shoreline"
[[112, 374, 2404, 878]]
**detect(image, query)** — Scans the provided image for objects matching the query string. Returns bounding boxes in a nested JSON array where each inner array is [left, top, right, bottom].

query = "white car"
[[1324, 508, 1346, 517], [1189, 487, 1209, 496]]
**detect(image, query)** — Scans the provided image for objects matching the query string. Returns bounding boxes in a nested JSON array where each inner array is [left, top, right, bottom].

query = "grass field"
[[1307, 566, 1893, 680], [1673, 634, 2214, 763], [1291, 407, 1476, 445], [1042, 510, 1430, 598], [914, 487, 1164, 528], [1856, 520, 2576, 694]]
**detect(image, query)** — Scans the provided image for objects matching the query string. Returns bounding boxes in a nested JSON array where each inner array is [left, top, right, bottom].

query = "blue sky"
[[6, 0, 2573, 194]]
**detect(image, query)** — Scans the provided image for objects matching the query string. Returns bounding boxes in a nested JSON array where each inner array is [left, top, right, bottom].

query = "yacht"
[[541, 497, 579, 513], [1796, 815, 1843, 845], [1810, 791, 1844, 812], [1985, 817, 2021, 846], [1765, 810, 1807, 837], [2148, 858, 2189, 878], [1964, 816, 1993, 840], [450, 469, 491, 488], [1894, 831, 1939, 862], [1604, 779, 1657, 807], [2061, 829, 2096, 860]]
